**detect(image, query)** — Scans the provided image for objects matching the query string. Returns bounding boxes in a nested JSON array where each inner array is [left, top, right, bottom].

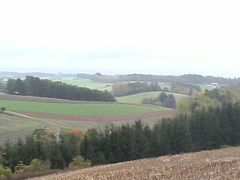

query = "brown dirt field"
[[16, 110, 176, 122], [0, 93, 115, 104], [31, 147, 240, 180]]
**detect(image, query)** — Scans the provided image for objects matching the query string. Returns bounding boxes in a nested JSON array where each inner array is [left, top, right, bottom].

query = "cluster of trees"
[[205, 88, 239, 104], [7, 76, 116, 102], [112, 82, 161, 96], [0, 129, 91, 179], [142, 92, 177, 108], [178, 88, 240, 114], [171, 82, 201, 96]]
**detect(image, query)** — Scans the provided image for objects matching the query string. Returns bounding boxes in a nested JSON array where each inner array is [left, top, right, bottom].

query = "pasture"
[[53, 77, 113, 91], [0, 100, 165, 116], [197, 83, 215, 91], [0, 113, 46, 144]]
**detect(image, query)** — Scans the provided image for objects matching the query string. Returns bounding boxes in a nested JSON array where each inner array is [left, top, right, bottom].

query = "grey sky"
[[0, 0, 240, 77]]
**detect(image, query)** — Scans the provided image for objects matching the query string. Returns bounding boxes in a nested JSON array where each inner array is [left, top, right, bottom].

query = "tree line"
[[7, 76, 116, 102], [0, 130, 90, 179], [171, 82, 201, 96], [115, 74, 238, 85], [112, 81, 162, 97]]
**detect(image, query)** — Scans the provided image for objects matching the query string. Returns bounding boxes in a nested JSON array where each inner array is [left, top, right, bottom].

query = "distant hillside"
[[76, 73, 240, 85], [6, 76, 116, 102], [31, 147, 240, 180], [1, 72, 239, 85]]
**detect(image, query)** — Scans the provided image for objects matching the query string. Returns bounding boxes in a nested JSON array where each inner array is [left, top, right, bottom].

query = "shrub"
[[15, 159, 50, 174], [29, 159, 50, 172], [15, 161, 28, 174], [0, 165, 12, 179], [0, 107, 6, 113], [69, 156, 91, 170]]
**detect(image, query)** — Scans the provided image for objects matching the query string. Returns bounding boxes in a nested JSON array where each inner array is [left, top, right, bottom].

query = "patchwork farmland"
[[0, 93, 175, 143]]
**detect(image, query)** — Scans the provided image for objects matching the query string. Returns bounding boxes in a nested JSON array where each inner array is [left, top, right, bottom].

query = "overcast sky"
[[0, 0, 240, 77]]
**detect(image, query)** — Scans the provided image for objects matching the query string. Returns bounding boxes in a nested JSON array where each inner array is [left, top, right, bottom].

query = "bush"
[[0, 107, 6, 113], [69, 156, 91, 170], [15, 159, 50, 174], [0, 165, 12, 179], [29, 159, 50, 172]]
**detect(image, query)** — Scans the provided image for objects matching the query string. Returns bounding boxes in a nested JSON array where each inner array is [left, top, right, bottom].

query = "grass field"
[[53, 77, 113, 91], [31, 146, 240, 180], [197, 84, 215, 91], [0, 113, 41, 135], [0, 113, 46, 144], [117, 91, 189, 105], [0, 100, 166, 116]]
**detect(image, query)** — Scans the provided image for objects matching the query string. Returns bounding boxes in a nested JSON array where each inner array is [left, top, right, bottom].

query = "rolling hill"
[[117, 91, 189, 105]]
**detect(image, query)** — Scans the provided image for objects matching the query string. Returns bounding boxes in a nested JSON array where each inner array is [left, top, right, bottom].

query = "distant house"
[[14, 91, 20, 95]]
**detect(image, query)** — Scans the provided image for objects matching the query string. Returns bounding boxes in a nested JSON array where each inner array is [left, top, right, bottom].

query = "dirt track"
[[16, 110, 176, 122]]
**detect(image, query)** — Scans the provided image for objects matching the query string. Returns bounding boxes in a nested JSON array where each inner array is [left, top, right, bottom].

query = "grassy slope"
[[117, 91, 189, 105], [0, 100, 166, 116], [31, 147, 240, 180], [197, 83, 215, 91], [0, 113, 42, 135], [0, 113, 45, 144], [54, 77, 113, 91]]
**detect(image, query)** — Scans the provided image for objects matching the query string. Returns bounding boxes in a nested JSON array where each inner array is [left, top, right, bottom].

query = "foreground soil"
[[31, 147, 240, 180]]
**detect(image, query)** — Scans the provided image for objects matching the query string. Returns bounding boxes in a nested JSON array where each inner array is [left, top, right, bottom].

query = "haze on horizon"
[[0, 0, 240, 78]]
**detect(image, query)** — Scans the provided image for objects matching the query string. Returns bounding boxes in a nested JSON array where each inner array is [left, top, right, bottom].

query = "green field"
[[53, 77, 113, 91], [0, 100, 166, 116], [117, 91, 189, 105], [0, 114, 41, 135], [197, 84, 215, 91], [0, 113, 46, 144]]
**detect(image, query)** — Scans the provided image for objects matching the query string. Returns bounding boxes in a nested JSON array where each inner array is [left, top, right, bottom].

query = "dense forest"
[[112, 82, 161, 97], [6, 76, 116, 102]]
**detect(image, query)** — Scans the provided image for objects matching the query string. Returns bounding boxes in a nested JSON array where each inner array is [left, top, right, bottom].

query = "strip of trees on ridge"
[[6, 76, 116, 102], [112, 81, 165, 97]]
